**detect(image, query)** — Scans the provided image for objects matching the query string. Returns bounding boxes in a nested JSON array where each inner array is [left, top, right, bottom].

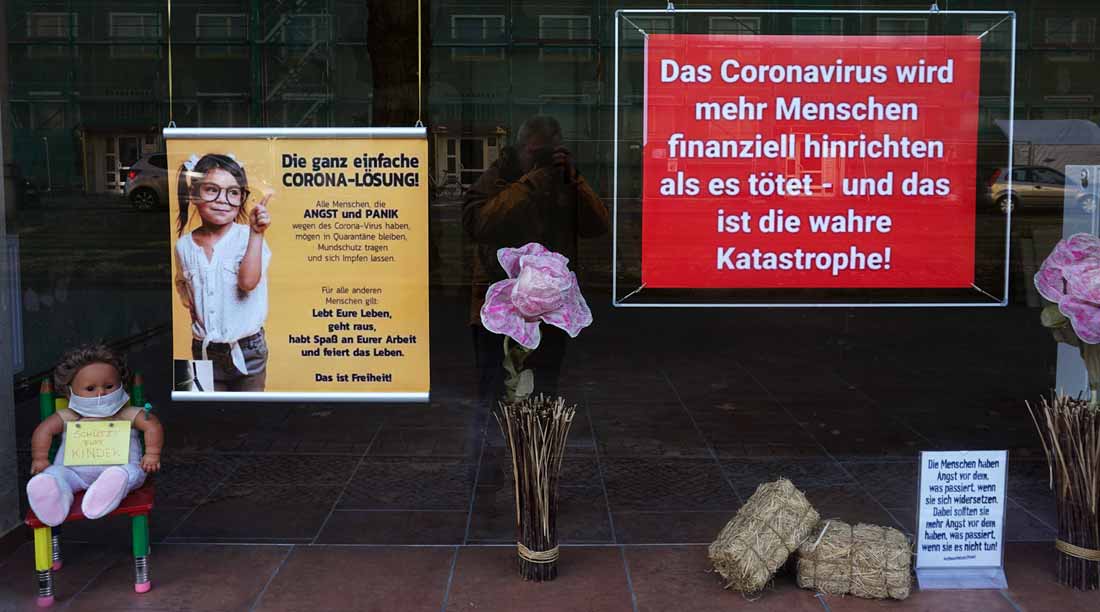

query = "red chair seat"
[[25, 480, 155, 529]]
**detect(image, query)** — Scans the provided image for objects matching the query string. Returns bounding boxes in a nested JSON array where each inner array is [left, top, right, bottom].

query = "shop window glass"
[[876, 17, 928, 35], [286, 14, 332, 45], [281, 101, 326, 127], [792, 16, 844, 35], [623, 15, 673, 63], [452, 14, 505, 61], [196, 14, 248, 59], [275, 14, 331, 87], [965, 18, 1011, 61], [199, 99, 247, 127], [26, 12, 77, 59], [33, 104, 65, 130], [1034, 106, 1097, 119], [1033, 167, 1066, 185], [1044, 17, 1096, 45], [624, 15, 673, 41], [9, 102, 30, 129], [110, 13, 162, 59], [708, 16, 760, 34], [539, 15, 591, 61]]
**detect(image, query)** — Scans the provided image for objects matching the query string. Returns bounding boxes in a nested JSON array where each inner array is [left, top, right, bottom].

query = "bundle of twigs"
[[495, 394, 576, 581], [1027, 394, 1100, 589]]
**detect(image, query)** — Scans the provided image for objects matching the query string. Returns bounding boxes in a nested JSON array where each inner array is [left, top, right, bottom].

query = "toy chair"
[[24, 374, 155, 607]]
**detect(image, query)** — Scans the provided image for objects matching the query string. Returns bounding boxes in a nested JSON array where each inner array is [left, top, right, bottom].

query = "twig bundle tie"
[[517, 543, 560, 564], [1057, 539, 1100, 562]]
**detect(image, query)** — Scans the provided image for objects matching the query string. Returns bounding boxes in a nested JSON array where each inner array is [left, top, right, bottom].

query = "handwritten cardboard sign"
[[63, 421, 131, 466]]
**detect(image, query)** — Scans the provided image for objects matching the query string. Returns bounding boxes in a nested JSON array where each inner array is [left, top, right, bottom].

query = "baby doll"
[[27, 345, 164, 527]]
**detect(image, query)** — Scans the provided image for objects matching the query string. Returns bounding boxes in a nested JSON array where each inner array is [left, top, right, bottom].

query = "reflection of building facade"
[[429, 3, 604, 189], [428, 2, 1100, 190], [6, 0, 371, 195], [4, 1, 1100, 197]]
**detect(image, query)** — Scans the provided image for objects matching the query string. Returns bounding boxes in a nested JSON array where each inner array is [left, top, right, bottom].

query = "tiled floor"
[[2, 541, 1091, 611], [2, 295, 1091, 610]]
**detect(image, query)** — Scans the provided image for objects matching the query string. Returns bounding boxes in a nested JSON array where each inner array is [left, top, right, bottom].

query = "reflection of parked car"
[[976, 164, 997, 210], [123, 153, 168, 211], [989, 165, 1094, 214]]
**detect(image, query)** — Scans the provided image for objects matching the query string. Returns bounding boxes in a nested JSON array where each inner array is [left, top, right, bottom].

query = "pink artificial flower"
[[481, 243, 593, 350], [1036, 233, 1100, 344]]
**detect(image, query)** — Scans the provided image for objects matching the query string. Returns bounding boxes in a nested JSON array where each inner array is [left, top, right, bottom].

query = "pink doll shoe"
[[27, 473, 71, 527], [81, 467, 129, 519]]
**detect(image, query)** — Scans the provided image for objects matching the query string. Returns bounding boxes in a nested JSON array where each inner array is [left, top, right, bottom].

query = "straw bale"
[[708, 478, 820, 593], [797, 520, 911, 600]]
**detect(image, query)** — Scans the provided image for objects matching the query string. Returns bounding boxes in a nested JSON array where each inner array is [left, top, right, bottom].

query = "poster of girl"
[[174, 153, 274, 391]]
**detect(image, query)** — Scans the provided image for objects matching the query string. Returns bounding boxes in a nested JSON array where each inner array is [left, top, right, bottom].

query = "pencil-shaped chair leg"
[[132, 514, 151, 593], [51, 532, 62, 571], [33, 527, 54, 607]]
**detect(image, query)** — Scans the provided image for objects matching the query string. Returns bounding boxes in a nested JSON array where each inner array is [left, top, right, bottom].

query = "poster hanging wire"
[[623, 16, 649, 38], [971, 284, 1000, 303], [620, 283, 647, 302], [977, 15, 1012, 40], [167, 0, 175, 127], [415, 0, 424, 128]]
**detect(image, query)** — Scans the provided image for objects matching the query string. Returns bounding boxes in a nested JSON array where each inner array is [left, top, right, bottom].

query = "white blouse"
[[175, 223, 271, 375]]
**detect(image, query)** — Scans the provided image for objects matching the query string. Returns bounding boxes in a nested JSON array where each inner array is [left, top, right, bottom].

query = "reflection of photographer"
[[463, 116, 610, 402]]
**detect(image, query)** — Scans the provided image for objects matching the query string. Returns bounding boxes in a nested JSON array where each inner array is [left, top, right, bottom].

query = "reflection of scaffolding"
[[4, 0, 362, 191], [6, 0, 82, 188], [430, 0, 605, 189], [259, 0, 336, 127]]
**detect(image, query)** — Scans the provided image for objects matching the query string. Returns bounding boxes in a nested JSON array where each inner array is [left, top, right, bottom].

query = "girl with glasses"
[[174, 153, 273, 392]]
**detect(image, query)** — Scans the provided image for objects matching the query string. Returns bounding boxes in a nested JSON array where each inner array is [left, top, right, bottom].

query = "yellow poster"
[[63, 421, 132, 466], [165, 128, 429, 401]]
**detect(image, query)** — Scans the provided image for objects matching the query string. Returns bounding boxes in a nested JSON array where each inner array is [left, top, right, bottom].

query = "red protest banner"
[[641, 35, 981, 289]]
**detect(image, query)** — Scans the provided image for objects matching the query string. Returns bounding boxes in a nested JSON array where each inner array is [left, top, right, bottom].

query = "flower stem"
[[502, 336, 533, 403]]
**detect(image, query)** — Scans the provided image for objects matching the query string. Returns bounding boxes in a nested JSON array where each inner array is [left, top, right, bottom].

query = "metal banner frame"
[[612, 9, 1017, 308], [164, 127, 430, 403]]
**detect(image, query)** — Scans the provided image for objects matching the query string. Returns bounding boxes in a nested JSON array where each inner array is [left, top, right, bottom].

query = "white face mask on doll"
[[67, 386, 129, 418]]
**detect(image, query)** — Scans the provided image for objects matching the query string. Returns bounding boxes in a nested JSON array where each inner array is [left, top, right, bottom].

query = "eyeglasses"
[[194, 182, 249, 207]]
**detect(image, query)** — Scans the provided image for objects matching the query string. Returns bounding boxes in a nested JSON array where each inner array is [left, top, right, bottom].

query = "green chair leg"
[[38, 380, 54, 422], [131, 374, 145, 407], [39, 380, 60, 462], [132, 515, 151, 593]]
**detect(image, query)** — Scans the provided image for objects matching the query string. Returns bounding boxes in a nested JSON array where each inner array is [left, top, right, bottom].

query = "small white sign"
[[916, 450, 1008, 589]]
